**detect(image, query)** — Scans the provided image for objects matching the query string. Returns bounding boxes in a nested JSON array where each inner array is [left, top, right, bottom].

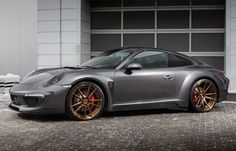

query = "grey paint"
[[114, 68, 187, 103], [9, 48, 229, 114]]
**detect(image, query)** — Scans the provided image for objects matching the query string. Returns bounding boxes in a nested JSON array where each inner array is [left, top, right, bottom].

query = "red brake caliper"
[[193, 92, 199, 105], [89, 95, 95, 110]]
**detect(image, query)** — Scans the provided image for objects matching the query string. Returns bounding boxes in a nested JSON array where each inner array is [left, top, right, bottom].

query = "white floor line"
[[0, 109, 14, 112], [222, 101, 236, 104]]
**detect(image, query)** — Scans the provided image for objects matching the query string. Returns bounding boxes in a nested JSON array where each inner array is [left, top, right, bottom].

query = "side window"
[[168, 54, 193, 67], [129, 51, 168, 69]]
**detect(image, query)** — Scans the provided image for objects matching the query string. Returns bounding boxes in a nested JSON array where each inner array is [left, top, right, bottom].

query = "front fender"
[[58, 73, 115, 111]]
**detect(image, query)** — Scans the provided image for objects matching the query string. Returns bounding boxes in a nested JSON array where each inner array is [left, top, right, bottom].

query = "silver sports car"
[[9, 48, 229, 120]]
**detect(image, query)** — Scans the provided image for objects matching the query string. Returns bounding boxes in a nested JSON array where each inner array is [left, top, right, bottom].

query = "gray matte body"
[[9, 48, 229, 114]]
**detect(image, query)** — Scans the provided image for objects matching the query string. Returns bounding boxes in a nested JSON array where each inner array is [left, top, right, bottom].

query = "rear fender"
[[178, 71, 217, 107]]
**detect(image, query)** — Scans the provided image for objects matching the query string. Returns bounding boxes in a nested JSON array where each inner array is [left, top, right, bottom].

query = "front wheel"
[[190, 79, 218, 112], [66, 82, 105, 121]]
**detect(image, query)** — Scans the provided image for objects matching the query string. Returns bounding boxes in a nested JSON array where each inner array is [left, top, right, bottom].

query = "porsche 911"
[[9, 48, 229, 120]]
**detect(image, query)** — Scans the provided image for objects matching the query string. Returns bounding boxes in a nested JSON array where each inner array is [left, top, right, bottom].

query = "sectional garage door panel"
[[192, 57, 224, 71], [192, 10, 225, 28], [124, 34, 155, 47], [91, 0, 121, 7], [124, 11, 155, 29], [91, 0, 225, 70], [192, 0, 225, 5], [192, 33, 224, 52], [91, 12, 121, 29], [123, 0, 155, 7], [91, 34, 121, 52], [157, 34, 189, 52], [157, 11, 189, 29]]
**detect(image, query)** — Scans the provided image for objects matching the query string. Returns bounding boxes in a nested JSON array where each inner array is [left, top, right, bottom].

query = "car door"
[[113, 51, 184, 104]]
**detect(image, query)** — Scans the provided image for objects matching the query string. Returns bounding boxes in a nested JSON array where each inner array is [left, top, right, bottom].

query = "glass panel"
[[192, 10, 225, 28], [123, 0, 155, 7], [157, 34, 189, 51], [157, 0, 190, 6], [124, 11, 155, 29], [91, 12, 121, 29], [157, 11, 189, 29], [192, 33, 224, 52], [192, 56, 224, 71], [91, 0, 121, 7], [192, 0, 225, 5], [124, 34, 155, 47], [91, 34, 121, 52], [168, 54, 193, 67], [129, 51, 168, 69], [81, 49, 132, 69]]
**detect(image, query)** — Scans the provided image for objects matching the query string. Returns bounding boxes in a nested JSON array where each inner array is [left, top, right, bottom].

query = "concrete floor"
[[0, 100, 236, 151]]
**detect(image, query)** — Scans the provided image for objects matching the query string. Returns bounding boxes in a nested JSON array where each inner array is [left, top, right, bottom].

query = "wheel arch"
[[179, 74, 220, 107], [65, 77, 110, 112]]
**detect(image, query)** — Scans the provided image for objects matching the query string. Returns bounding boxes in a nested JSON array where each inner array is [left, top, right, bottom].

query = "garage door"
[[91, 0, 225, 70]]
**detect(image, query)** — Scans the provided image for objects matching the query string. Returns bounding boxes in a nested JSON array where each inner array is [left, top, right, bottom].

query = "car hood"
[[20, 68, 75, 85], [19, 67, 115, 86]]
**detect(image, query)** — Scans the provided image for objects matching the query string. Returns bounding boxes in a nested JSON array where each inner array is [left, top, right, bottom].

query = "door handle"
[[163, 75, 173, 80]]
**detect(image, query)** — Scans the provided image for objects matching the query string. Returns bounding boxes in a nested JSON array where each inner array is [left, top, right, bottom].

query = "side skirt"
[[109, 99, 188, 112]]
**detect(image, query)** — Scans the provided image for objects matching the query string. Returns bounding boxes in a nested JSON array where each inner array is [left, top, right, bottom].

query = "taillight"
[[218, 72, 225, 79]]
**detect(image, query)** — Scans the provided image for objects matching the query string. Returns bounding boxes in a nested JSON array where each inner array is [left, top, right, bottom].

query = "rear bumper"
[[219, 91, 228, 102], [218, 77, 229, 102]]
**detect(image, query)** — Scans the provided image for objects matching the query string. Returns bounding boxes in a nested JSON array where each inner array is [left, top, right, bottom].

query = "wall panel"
[[0, 0, 37, 77]]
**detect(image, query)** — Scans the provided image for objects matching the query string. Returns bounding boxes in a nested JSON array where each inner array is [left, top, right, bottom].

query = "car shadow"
[[17, 113, 69, 122], [102, 108, 188, 118], [16, 108, 188, 122]]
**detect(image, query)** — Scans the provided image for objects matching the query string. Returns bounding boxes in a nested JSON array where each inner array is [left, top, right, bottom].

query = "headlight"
[[43, 74, 64, 87]]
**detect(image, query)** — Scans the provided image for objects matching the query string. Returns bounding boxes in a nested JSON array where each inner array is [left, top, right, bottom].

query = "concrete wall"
[[0, 0, 37, 77], [226, 0, 236, 93], [38, 0, 81, 68]]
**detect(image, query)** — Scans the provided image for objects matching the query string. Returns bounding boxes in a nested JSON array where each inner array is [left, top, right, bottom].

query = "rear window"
[[168, 54, 193, 67]]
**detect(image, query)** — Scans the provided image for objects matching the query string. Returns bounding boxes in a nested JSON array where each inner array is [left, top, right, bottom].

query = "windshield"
[[80, 49, 132, 69]]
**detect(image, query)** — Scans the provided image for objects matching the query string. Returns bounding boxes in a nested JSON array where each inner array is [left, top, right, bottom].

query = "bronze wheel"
[[66, 82, 105, 121], [190, 79, 218, 112]]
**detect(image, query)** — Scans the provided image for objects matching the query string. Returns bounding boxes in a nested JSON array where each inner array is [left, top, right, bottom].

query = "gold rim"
[[192, 79, 218, 112], [69, 82, 104, 120]]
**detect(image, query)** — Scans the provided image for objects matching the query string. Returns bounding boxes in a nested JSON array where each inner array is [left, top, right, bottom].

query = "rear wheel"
[[66, 82, 105, 121], [190, 79, 218, 112]]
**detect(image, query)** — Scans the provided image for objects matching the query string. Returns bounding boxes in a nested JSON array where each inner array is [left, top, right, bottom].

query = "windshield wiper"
[[63, 66, 82, 69], [79, 66, 99, 69]]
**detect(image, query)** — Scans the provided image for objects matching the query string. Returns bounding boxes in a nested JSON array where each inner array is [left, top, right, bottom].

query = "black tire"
[[189, 79, 218, 113], [66, 81, 105, 121]]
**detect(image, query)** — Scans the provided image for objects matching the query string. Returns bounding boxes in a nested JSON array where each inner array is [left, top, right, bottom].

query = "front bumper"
[[9, 84, 71, 114]]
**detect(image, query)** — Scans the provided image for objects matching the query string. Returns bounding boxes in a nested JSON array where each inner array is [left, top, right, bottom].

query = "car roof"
[[116, 47, 191, 58], [111, 47, 202, 65]]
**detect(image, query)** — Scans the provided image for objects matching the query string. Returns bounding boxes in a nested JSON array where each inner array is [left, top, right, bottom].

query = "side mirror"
[[126, 63, 142, 70]]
